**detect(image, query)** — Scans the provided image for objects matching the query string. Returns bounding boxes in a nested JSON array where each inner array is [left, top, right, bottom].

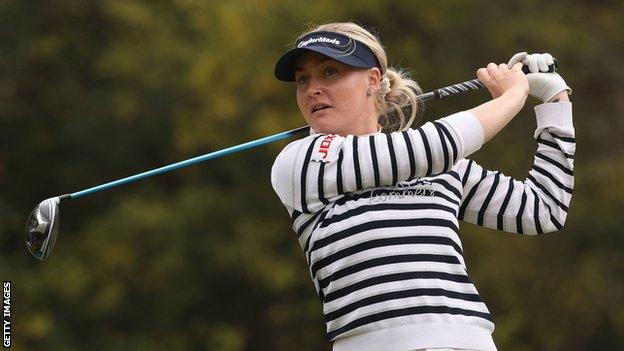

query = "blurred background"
[[1, 0, 623, 350]]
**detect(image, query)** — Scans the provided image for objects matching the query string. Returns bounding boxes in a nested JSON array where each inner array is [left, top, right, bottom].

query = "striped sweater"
[[270, 102, 574, 351]]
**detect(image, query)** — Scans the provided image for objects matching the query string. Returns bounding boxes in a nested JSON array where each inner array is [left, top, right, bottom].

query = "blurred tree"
[[1, 0, 623, 350]]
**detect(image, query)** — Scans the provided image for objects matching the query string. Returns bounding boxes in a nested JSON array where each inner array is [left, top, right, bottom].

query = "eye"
[[296, 75, 309, 85], [324, 67, 337, 76]]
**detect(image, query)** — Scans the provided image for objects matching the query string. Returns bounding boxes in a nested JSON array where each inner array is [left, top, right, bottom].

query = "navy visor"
[[274, 31, 380, 81]]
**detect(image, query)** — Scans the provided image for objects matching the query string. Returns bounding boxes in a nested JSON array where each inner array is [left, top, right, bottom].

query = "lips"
[[310, 103, 332, 114]]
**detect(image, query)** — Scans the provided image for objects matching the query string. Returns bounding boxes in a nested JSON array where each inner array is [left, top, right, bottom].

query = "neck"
[[340, 110, 381, 137], [355, 123, 382, 136], [311, 109, 381, 137]]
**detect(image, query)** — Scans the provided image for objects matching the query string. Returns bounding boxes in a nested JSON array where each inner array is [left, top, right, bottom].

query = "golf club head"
[[25, 196, 61, 260]]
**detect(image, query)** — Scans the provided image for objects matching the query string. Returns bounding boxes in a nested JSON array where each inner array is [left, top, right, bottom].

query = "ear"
[[367, 67, 381, 90]]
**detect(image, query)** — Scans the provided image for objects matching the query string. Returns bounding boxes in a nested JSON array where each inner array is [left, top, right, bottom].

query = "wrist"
[[501, 87, 529, 100], [500, 88, 529, 104], [499, 88, 528, 112]]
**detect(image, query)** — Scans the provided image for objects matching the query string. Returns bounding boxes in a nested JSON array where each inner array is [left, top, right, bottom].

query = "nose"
[[305, 78, 323, 97]]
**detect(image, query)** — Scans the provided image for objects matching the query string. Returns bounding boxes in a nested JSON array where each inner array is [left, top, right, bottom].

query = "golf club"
[[25, 62, 557, 261]]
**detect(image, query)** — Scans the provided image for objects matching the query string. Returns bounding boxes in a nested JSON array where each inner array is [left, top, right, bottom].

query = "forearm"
[[469, 89, 527, 143]]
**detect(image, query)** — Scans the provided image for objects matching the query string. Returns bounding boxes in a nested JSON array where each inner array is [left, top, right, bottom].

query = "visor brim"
[[274, 46, 375, 82]]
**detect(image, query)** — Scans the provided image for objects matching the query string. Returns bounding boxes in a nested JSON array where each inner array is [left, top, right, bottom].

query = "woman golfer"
[[271, 22, 574, 351]]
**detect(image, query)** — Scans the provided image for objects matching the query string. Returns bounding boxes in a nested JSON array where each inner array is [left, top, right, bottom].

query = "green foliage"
[[1, 0, 623, 350]]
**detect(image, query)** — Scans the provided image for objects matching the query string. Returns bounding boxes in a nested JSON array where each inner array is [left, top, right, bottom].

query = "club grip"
[[521, 58, 558, 74]]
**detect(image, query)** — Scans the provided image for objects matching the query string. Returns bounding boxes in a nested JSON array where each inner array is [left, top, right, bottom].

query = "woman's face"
[[294, 51, 380, 136]]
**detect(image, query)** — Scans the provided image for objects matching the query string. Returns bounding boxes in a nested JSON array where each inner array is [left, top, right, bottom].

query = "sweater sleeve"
[[271, 110, 485, 214], [454, 101, 575, 234]]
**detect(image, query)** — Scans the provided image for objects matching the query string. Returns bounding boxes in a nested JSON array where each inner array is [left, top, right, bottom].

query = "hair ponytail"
[[377, 68, 424, 132]]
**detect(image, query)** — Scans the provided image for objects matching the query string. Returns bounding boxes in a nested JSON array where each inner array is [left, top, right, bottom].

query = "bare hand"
[[476, 62, 529, 99]]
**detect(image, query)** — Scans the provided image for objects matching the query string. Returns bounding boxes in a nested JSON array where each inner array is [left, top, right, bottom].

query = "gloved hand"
[[508, 52, 572, 102]]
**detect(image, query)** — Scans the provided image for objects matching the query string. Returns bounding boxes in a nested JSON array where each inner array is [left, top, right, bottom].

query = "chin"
[[309, 119, 341, 136], [310, 122, 338, 135]]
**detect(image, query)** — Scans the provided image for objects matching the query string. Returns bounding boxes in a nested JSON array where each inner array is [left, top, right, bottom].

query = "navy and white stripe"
[[271, 102, 574, 345]]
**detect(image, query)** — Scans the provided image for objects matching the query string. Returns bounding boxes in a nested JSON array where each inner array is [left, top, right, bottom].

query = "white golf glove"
[[508, 52, 572, 102]]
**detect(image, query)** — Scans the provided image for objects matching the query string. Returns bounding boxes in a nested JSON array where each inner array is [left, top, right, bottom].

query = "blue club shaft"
[[70, 125, 310, 199]]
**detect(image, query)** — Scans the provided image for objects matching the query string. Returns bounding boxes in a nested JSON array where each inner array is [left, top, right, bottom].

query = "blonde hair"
[[297, 22, 424, 132]]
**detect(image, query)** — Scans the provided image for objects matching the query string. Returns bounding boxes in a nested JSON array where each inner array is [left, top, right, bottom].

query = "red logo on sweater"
[[318, 135, 337, 160]]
